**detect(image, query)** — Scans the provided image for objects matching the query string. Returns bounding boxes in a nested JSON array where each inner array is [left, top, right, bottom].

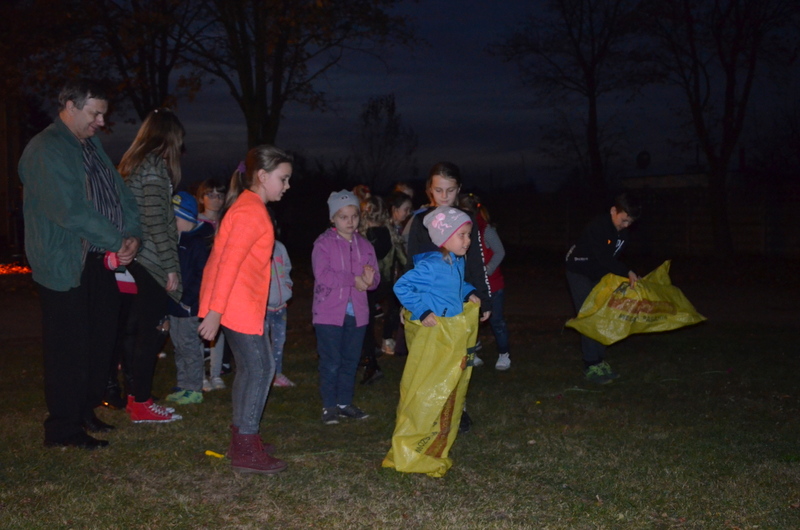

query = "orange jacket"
[[199, 190, 273, 335]]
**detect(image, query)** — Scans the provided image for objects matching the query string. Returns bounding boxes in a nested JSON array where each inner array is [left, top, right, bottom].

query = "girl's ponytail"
[[220, 161, 246, 221]]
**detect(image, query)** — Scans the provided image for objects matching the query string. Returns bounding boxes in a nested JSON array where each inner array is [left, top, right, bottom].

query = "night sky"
[[99, 1, 794, 193], [96, 2, 547, 190]]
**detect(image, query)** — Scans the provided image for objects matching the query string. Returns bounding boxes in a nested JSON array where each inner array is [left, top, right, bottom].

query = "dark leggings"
[[126, 261, 169, 402]]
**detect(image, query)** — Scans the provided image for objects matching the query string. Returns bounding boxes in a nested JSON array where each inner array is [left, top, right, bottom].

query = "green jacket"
[[18, 117, 142, 291]]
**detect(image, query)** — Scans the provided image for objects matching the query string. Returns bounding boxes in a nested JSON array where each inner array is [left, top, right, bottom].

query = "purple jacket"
[[312, 228, 380, 326]]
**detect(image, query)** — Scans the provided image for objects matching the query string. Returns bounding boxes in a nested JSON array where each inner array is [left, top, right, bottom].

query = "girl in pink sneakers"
[[198, 145, 293, 475]]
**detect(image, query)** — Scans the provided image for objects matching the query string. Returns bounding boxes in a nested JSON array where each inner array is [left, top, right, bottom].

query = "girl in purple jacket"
[[312, 190, 380, 425]]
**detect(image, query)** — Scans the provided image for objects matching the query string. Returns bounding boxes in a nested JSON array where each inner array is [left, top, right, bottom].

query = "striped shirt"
[[82, 139, 124, 252]]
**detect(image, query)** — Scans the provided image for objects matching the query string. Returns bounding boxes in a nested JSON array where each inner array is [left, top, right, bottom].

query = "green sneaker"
[[585, 364, 613, 384], [166, 389, 185, 402], [173, 389, 204, 405], [597, 361, 620, 380]]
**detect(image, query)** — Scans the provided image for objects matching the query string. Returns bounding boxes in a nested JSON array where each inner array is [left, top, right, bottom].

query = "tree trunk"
[[706, 161, 734, 256], [586, 94, 605, 196]]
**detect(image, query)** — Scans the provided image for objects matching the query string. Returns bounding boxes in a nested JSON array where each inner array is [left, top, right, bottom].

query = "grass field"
[[1, 268, 799, 529]]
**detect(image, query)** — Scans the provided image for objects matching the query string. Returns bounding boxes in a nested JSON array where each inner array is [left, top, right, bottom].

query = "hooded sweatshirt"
[[311, 227, 379, 327]]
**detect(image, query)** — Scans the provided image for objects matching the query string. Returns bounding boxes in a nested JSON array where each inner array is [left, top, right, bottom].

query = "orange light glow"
[[0, 263, 32, 275]]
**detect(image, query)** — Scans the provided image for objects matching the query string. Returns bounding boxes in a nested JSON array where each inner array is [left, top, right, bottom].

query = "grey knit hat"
[[327, 189, 360, 219], [423, 206, 471, 247]]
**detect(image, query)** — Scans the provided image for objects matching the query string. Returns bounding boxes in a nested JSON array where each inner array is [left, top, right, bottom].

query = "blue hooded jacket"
[[394, 251, 476, 321]]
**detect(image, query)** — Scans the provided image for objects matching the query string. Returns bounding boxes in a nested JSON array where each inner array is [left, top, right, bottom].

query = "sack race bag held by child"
[[565, 260, 705, 346], [382, 302, 479, 478]]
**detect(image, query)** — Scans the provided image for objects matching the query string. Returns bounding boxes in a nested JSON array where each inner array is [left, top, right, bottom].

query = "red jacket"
[[476, 215, 504, 293]]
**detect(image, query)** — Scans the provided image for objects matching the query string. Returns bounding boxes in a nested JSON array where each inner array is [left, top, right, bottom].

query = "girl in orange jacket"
[[198, 145, 292, 475]]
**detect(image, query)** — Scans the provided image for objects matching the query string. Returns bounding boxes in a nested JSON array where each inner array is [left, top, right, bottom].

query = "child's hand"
[[166, 272, 179, 292], [480, 310, 491, 322], [198, 311, 222, 341], [354, 275, 369, 292], [362, 265, 375, 287], [421, 313, 438, 327], [468, 294, 480, 305]]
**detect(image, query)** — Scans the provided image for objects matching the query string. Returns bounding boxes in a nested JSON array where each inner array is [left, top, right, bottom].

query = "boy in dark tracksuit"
[[565, 194, 641, 384], [166, 192, 214, 404]]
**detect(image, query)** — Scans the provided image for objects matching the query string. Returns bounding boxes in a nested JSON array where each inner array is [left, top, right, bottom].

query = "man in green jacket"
[[19, 79, 142, 450]]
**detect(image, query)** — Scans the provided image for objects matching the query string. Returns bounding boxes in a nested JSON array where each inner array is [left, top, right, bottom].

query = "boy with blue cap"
[[166, 192, 215, 404]]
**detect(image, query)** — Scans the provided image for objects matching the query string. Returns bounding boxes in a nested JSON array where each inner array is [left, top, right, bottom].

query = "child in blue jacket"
[[385, 206, 481, 476], [166, 192, 214, 404], [394, 206, 479, 325]]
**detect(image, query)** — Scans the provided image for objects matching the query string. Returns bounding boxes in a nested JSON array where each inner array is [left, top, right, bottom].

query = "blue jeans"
[[222, 326, 275, 435], [314, 315, 366, 409], [488, 289, 510, 354], [265, 307, 288, 374]]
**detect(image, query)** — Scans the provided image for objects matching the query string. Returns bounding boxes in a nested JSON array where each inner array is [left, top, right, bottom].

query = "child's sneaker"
[[597, 361, 620, 380], [337, 404, 369, 420], [321, 407, 340, 425], [127, 394, 176, 413], [211, 376, 226, 390], [495, 353, 511, 371], [381, 338, 395, 355], [584, 364, 613, 385], [273, 373, 295, 387], [202, 378, 212, 392], [166, 388, 185, 402], [472, 354, 484, 367], [173, 389, 203, 405], [128, 399, 183, 423]]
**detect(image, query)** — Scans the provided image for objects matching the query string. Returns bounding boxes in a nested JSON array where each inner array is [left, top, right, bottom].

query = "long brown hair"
[[118, 108, 185, 187]]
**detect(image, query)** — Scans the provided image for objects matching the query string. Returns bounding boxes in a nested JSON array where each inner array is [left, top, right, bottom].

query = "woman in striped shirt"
[[118, 108, 185, 424]]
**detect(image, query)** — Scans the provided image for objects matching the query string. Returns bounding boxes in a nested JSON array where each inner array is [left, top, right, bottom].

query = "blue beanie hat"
[[172, 191, 198, 223]]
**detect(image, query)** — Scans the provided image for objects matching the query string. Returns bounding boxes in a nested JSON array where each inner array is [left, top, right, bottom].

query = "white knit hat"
[[327, 189, 360, 219], [423, 206, 471, 247]]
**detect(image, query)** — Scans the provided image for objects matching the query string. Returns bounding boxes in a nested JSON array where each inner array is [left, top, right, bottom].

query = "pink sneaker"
[[128, 399, 182, 423], [273, 373, 296, 387]]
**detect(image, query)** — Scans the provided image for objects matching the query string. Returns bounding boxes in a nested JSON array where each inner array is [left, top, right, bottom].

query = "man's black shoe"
[[458, 411, 472, 434], [44, 432, 110, 450], [83, 415, 115, 433]]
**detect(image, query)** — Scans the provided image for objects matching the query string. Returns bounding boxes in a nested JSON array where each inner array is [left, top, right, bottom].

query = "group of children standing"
[[108, 114, 513, 476]]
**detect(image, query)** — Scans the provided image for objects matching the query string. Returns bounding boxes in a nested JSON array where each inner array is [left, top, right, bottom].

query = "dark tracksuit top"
[[565, 213, 631, 282]]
